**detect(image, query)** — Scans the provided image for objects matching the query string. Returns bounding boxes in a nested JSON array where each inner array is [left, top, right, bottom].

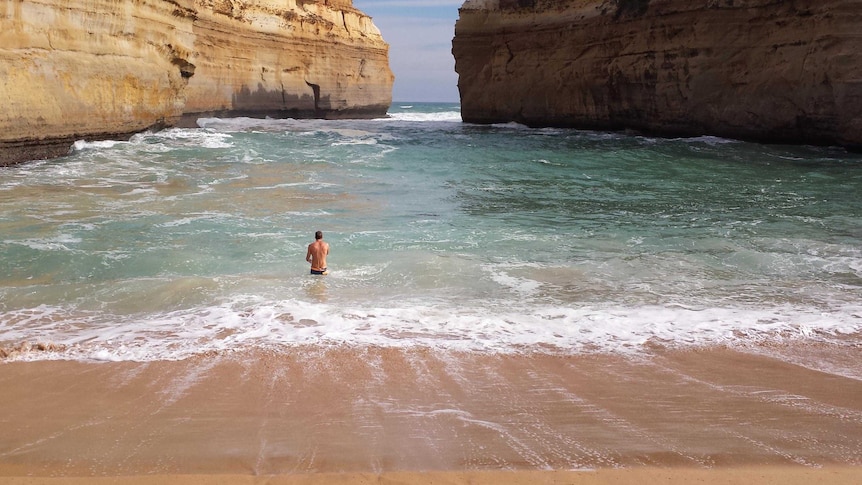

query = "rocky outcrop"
[[0, 0, 393, 165], [453, 0, 862, 148]]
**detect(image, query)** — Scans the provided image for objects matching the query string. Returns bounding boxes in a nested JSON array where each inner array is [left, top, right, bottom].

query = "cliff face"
[[453, 0, 862, 148], [0, 0, 393, 165]]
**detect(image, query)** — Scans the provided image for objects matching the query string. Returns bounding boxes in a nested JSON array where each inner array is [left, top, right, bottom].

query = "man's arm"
[[306, 245, 313, 263]]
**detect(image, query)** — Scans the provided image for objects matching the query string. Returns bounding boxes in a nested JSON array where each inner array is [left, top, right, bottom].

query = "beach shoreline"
[[1, 345, 860, 480]]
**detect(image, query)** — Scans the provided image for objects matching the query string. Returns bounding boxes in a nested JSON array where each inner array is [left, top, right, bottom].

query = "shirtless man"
[[306, 230, 330, 275]]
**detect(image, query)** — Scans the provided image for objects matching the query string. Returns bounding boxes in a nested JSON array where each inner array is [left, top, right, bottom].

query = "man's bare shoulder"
[[309, 241, 328, 252]]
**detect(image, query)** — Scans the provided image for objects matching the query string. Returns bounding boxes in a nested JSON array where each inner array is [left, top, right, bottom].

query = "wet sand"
[[0, 345, 860, 482]]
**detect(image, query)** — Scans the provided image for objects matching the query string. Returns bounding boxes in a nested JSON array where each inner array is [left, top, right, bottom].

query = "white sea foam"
[[155, 214, 217, 228], [484, 265, 542, 296], [1, 298, 860, 362], [332, 138, 378, 147], [488, 121, 530, 130], [386, 111, 462, 123], [70, 129, 234, 153], [147, 128, 234, 149], [5, 234, 82, 251], [72, 139, 125, 152], [673, 135, 739, 145], [124, 187, 159, 196]]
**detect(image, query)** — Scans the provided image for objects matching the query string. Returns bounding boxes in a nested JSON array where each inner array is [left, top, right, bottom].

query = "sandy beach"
[[1, 344, 860, 483], [1, 468, 862, 485]]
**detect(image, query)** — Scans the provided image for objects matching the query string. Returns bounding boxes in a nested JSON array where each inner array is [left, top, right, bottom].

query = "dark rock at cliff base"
[[452, 0, 862, 148]]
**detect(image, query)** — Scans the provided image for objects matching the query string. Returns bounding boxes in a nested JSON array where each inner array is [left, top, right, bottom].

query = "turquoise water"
[[1, 103, 861, 361]]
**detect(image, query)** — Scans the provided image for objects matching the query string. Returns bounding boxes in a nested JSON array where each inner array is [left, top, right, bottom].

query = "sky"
[[353, 0, 463, 103]]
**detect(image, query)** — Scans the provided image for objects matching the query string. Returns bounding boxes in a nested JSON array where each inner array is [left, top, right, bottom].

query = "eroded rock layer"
[[0, 0, 393, 165], [453, 0, 862, 148]]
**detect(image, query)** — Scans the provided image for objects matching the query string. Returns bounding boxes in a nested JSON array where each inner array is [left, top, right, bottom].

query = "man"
[[306, 230, 330, 275]]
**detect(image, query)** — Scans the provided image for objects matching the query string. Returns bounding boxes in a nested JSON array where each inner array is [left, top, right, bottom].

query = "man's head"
[[315, 230, 323, 240]]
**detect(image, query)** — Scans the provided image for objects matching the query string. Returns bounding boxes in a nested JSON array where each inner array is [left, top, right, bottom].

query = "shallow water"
[[1, 103, 861, 361]]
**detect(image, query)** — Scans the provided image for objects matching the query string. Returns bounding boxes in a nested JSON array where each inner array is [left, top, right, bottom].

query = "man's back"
[[306, 238, 329, 273]]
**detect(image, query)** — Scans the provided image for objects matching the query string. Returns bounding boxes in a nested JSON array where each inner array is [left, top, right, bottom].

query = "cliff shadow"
[[229, 83, 327, 118]]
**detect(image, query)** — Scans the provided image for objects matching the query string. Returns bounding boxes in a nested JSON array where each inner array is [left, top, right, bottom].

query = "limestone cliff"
[[0, 0, 394, 165], [453, 0, 862, 148]]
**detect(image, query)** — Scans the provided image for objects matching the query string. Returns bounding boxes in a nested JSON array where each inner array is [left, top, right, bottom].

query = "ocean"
[[1, 102, 861, 364]]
